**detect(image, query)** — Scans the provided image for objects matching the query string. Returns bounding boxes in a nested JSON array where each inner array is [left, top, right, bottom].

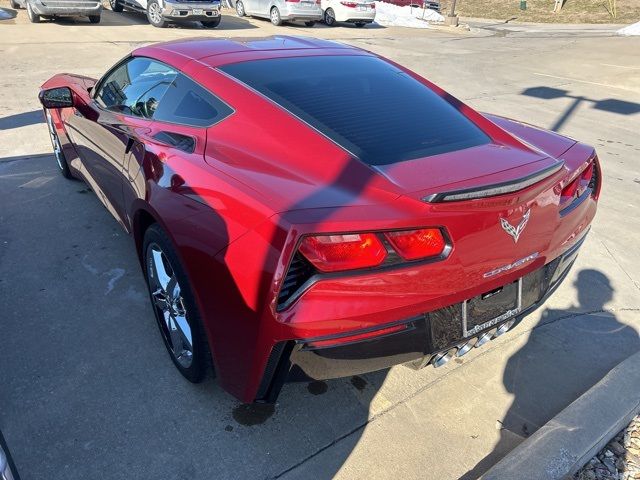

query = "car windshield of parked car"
[[95, 57, 178, 119], [220, 55, 490, 166]]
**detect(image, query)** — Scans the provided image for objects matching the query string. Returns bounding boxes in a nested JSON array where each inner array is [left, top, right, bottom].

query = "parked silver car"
[[109, 0, 222, 27], [234, 0, 322, 26], [10, 0, 102, 23]]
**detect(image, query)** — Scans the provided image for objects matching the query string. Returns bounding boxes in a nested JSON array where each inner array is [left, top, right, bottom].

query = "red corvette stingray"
[[39, 36, 600, 403]]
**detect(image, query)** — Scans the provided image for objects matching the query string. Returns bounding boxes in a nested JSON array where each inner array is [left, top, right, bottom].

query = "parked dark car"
[[10, 0, 102, 23]]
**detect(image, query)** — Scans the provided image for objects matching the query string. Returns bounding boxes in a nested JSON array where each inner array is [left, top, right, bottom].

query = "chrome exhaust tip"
[[475, 327, 498, 348], [494, 320, 515, 338], [456, 337, 478, 357], [432, 347, 457, 368]]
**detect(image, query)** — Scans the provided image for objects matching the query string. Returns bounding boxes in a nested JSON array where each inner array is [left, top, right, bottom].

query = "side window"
[[95, 57, 177, 119], [151, 73, 233, 127]]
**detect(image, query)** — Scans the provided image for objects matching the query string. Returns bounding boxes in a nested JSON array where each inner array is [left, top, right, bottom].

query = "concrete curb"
[[481, 350, 640, 480]]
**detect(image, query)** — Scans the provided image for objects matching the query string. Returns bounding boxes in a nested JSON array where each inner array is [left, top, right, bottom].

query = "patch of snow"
[[373, 1, 443, 29], [617, 21, 640, 36], [0, 8, 13, 19]]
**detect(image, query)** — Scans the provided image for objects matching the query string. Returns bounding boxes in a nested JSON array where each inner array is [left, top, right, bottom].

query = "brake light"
[[561, 178, 578, 199], [340, 1, 358, 6], [298, 233, 387, 272], [285, 0, 301, 3], [560, 156, 600, 208], [384, 228, 446, 261]]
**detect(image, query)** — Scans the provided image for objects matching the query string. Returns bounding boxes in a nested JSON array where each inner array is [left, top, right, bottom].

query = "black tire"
[[270, 6, 282, 25], [355, 21, 365, 27], [147, 0, 167, 27], [143, 224, 212, 383], [235, 0, 245, 16], [109, 0, 123, 11], [323, 7, 335, 26], [89, 14, 101, 23], [26, 2, 41, 22], [304, 20, 315, 26], [46, 111, 73, 179], [201, 16, 221, 27], [9, 0, 20, 9]]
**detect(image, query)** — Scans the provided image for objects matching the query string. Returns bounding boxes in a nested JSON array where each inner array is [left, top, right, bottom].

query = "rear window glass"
[[220, 55, 490, 166]]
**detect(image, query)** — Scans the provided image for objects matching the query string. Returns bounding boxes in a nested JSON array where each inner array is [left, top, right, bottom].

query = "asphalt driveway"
[[1, 7, 639, 479]]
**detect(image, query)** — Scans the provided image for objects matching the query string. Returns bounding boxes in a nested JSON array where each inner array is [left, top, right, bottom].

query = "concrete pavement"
[[1, 7, 639, 480]]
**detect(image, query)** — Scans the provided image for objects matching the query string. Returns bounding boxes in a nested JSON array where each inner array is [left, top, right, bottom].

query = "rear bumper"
[[160, 0, 221, 20], [333, 7, 375, 21], [343, 17, 374, 22], [255, 233, 586, 402], [30, 0, 102, 15], [280, 4, 323, 20]]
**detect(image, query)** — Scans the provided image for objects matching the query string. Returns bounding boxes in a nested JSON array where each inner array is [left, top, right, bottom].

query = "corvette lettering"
[[483, 252, 540, 278]]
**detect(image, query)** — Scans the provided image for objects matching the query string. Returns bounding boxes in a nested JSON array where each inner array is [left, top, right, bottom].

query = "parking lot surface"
[[1, 5, 639, 479]]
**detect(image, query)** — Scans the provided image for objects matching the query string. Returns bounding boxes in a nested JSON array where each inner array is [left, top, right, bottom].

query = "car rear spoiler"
[[422, 160, 564, 203]]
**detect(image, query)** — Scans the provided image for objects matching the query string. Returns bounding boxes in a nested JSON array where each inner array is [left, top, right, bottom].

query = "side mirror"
[[39, 87, 74, 109]]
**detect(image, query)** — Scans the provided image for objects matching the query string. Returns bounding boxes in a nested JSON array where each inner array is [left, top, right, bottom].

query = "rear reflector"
[[384, 228, 446, 261], [305, 323, 409, 349], [298, 233, 387, 272]]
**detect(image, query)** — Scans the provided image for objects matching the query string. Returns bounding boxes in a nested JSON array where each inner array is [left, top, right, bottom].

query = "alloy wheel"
[[324, 8, 335, 25], [147, 244, 194, 368], [235, 0, 244, 16], [270, 7, 280, 25], [148, 2, 162, 24]]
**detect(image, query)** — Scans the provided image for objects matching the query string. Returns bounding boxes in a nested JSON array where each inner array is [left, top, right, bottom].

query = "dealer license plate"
[[463, 278, 522, 337], [192, 8, 203, 14], [357, 5, 367, 10]]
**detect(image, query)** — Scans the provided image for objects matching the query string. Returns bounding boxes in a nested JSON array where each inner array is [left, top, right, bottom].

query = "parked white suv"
[[109, 0, 222, 27], [321, 0, 375, 26]]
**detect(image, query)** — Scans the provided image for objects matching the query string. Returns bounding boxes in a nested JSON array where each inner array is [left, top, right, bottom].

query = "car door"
[[69, 57, 177, 228], [243, 0, 261, 16]]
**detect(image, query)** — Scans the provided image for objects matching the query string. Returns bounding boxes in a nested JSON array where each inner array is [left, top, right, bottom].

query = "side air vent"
[[277, 253, 316, 309], [152, 131, 196, 154]]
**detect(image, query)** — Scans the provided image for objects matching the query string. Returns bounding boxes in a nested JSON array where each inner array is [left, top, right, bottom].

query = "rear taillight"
[[384, 228, 446, 261], [279, 228, 449, 308], [559, 155, 600, 209], [298, 233, 387, 272], [297, 228, 448, 273], [340, 1, 358, 6]]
